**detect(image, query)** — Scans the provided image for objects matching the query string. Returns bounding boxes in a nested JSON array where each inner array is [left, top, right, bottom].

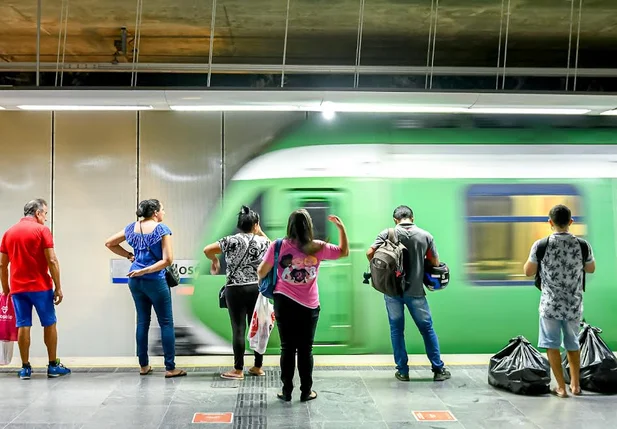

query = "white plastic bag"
[[0, 341, 14, 366], [247, 294, 275, 355]]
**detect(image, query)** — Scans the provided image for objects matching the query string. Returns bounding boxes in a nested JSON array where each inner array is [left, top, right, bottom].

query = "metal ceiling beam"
[[1, 62, 617, 78]]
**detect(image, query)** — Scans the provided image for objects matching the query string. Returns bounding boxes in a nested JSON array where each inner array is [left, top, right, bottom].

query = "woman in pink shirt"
[[257, 209, 349, 402]]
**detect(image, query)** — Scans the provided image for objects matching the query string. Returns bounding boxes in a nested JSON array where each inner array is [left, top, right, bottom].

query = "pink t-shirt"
[[263, 238, 342, 309]]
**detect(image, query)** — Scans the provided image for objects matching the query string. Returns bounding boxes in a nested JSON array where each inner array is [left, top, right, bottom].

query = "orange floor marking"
[[413, 411, 457, 422], [192, 412, 233, 424]]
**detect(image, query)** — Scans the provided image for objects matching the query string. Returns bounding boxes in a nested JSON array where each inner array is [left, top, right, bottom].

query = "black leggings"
[[225, 284, 264, 370], [274, 294, 320, 397]]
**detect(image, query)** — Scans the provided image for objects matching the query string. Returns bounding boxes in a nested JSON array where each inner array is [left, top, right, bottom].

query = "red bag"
[[0, 294, 18, 342]]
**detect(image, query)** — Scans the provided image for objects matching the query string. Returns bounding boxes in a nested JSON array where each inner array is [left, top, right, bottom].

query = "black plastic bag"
[[488, 335, 551, 395], [562, 323, 617, 394]]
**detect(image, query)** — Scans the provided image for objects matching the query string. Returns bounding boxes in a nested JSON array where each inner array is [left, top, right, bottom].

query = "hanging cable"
[[429, 0, 439, 89], [501, 0, 511, 90], [353, 0, 366, 88], [54, 0, 69, 87], [207, 0, 218, 87], [495, 0, 505, 90], [280, 0, 291, 88], [573, 0, 583, 92], [425, 0, 434, 89], [565, 0, 576, 90], [131, 0, 144, 87]]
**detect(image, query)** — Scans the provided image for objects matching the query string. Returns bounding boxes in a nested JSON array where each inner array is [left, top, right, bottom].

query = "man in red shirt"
[[0, 199, 71, 379]]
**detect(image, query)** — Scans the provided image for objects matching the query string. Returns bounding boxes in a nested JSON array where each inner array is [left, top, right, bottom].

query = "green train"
[[190, 116, 617, 355]]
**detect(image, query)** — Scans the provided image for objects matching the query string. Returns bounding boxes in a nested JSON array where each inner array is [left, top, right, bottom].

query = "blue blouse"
[[125, 222, 172, 280]]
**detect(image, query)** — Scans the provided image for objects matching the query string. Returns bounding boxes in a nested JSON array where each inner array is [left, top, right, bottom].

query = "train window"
[[217, 192, 265, 273], [302, 200, 330, 241], [466, 184, 585, 286]]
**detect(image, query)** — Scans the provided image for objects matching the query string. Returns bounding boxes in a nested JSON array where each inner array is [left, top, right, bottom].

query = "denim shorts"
[[11, 290, 57, 328], [538, 316, 580, 351]]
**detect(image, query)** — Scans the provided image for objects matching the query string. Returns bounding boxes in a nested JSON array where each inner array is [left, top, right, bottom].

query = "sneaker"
[[433, 368, 451, 381], [395, 371, 410, 382], [47, 360, 71, 378], [19, 366, 32, 380]]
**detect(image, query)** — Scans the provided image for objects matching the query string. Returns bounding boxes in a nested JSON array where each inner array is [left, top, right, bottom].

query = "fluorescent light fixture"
[[17, 105, 153, 111], [170, 105, 304, 111], [599, 109, 617, 116], [321, 101, 336, 120], [0, 106, 5, 110], [469, 107, 590, 115], [322, 103, 468, 114]]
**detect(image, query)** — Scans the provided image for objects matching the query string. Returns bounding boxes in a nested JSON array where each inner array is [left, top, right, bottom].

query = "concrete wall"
[[0, 111, 304, 358]]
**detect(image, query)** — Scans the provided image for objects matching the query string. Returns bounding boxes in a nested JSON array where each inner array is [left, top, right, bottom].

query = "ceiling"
[[2, 0, 617, 70]]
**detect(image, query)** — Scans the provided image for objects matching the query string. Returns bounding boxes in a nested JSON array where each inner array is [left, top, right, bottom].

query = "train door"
[[286, 189, 353, 347]]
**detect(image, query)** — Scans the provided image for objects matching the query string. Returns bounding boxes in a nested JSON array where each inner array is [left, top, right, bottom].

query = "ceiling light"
[[17, 105, 153, 111], [323, 103, 468, 114], [170, 105, 303, 112], [469, 107, 590, 115], [599, 109, 617, 116], [321, 101, 336, 120]]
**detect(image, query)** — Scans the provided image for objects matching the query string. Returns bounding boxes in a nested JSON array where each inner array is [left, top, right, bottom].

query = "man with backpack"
[[524, 204, 595, 398], [366, 205, 451, 382]]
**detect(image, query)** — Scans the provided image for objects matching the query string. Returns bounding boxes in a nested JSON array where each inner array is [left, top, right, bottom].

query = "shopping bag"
[[562, 323, 617, 393], [488, 335, 551, 395], [0, 294, 18, 342], [0, 341, 14, 366], [247, 294, 275, 355]]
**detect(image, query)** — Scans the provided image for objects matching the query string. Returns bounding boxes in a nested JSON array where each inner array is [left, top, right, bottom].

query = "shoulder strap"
[[227, 234, 255, 279], [387, 228, 398, 244], [576, 237, 589, 293], [536, 236, 550, 263]]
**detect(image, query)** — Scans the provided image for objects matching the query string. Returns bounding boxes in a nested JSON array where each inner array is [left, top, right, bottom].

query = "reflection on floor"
[[0, 365, 615, 429]]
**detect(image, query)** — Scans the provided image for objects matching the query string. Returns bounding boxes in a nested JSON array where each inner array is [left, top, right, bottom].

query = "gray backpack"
[[369, 228, 408, 297]]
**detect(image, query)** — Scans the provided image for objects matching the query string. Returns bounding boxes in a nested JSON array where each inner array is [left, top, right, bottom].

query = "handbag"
[[139, 221, 180, 288], [258, 239, 283, 299], [219, 234, 255, 309]]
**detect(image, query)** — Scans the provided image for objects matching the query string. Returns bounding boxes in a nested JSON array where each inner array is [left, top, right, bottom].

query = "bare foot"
[[165, 369, 187, 378], [221, 369, 244, 380], [570, 385, 582, 396], [551, 386, 568, 398], [140, 365, 152, 375]]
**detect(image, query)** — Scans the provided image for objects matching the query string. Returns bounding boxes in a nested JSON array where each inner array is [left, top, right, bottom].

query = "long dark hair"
[[286, 209, 323, 255], [237, 205, 260, 233]]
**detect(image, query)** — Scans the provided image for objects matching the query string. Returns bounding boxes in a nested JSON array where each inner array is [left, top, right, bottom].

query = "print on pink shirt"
[[280, 253, 319, 284]]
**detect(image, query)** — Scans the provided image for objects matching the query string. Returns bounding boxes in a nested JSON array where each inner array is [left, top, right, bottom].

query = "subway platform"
[[0, 355, 614, 429]]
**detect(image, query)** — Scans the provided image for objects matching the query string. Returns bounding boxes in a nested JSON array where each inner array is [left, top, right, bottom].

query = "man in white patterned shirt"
[[524, 204, 595, 398]]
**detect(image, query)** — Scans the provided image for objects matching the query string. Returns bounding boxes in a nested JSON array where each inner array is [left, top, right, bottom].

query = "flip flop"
[[165, 370, 187, 379], [551, 387, 568, 398], [570, 386, 582, 396], [248, 368, 265, 377], [140, 366, 153, 376], [220, 371, 244, 380], [277, 392, 291, 402], [300, 391, 318, 402]]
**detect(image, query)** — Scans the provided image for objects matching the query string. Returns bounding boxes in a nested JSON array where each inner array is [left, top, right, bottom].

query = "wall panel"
[[0, 112, 52, 357], [139, 112, 223, 353], [53, 112, 137, 357]]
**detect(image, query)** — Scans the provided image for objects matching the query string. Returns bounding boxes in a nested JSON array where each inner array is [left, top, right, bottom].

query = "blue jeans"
[[384, 295, 444, 375], [128, 277, 176, 371]]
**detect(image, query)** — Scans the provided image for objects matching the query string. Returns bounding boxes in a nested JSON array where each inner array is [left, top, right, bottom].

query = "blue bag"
[[259, 239, 283, 299]]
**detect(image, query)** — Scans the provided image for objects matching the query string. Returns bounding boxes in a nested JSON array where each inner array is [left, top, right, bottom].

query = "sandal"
[[300, 391, 318, 402], [220, 370, 244, 380], [248, 367, 265, 377], [140, 366, 153, 376], [165, 369, 187, 379], [277, 392, 291, 402], [570, 386, 582, 396], [550, 387, 568, 398]]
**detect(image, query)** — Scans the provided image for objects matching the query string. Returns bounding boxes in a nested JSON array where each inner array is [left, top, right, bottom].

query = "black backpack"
[[534, 236, 589, 292]]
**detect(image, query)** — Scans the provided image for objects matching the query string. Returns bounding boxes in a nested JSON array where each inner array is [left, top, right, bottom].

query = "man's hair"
[[549, 204, 572, 228], [393, 205, 413, 221], [24, 198, 48, 217]]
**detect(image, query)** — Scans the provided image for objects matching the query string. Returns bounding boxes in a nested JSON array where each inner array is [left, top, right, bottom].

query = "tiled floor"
[[0, 365, 615, 429]]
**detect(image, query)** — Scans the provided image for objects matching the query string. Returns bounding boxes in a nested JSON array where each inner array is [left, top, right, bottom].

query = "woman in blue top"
[[105, 199, 186, 378]]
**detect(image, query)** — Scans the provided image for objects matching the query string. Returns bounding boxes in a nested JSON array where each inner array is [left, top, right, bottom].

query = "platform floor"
[[0, 364, 615, 429]]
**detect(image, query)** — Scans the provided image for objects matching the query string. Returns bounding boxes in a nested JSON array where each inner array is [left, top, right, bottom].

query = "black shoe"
[[395, 371, 410, 382], [433, 368, 451, 381], [300, 391, 317, 402], [277, 392, 291, 402]]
